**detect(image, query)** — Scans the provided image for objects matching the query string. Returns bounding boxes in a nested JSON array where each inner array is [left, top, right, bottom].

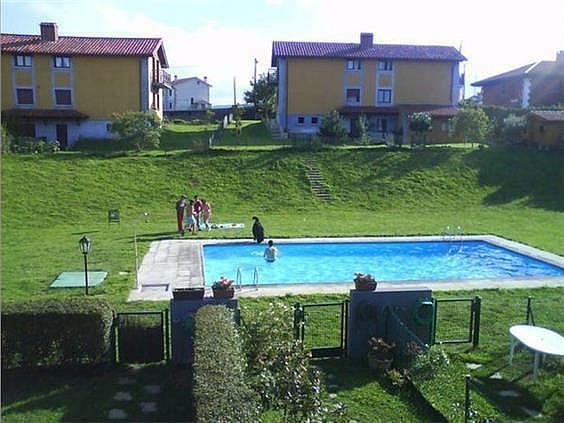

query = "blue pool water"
[[202, 241, 564, 285]]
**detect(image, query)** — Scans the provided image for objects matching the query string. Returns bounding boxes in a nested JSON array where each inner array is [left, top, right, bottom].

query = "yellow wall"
[[34, 55, 52, 108], [287, 58, 343, 113], [394, 61, 451, 104], [54, 72, 71, 87], [15, 70, 33, 86], [346, 73, 361, 85], [378, 74, 392, 87], [362, 61, 376, 106], [74, 56, 140, 118], [1, 55, 13, 108]]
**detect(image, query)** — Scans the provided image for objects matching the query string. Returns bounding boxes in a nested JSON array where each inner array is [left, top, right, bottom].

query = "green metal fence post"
[[526, 296, 535, 326], [472, 296, 481, 348], [164, 308, 170, 362], [431, 297, 438, 345], [293, 302, 301, 340]]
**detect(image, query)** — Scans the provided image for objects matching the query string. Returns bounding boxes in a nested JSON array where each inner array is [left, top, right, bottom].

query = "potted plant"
[[367, 337, 395, 371], [354, 272, 377, 291], [172, 287, 205, 300], [212, 276, 235, 299]]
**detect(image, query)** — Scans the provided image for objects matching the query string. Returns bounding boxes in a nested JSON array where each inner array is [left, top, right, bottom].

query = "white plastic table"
[[509, 325, 564, 382]]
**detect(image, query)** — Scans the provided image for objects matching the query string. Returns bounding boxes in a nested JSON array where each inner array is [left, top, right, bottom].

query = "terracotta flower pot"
[[212, 287, 235, 299], [355, 281, 377, 291]]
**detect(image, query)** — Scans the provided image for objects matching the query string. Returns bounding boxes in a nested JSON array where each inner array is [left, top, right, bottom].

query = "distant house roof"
[[472, 61, 561, 86], [173, 77, 212, 87], [1, 34, 169, 67], [1, 108, 89, 120], [271, 41, 465, 66], [528, 110, 564, 122]]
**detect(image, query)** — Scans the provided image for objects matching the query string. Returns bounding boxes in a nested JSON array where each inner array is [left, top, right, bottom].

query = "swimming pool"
[[202, 239, 564, 285]]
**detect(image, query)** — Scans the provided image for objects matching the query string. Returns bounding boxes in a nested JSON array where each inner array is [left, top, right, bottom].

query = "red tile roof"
[[2, 108, 89, 120], [272, 41, 465, 65], [1, 34, 168, 66], [472, 61, 562, 86]]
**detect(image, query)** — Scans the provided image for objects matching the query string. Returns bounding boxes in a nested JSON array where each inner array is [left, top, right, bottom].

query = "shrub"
[[319, 110, 347, 145], [451, 106, 490, 145], [241, 302, 324, 422], [409, 112, 432, 146], [193, 305, 259, 423], [1, 297, 114, 369], [1, 124, 14, 153], [9, 136, 60, 154], [172, 118, 188, 124], [110, 111, 162, 151]]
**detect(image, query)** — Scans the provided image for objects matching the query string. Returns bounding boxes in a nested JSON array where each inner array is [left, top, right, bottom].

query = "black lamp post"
[[78, 235, 92, 295]]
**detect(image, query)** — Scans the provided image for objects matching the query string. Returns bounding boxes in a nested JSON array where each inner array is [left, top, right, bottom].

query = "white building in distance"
[[164, 76, 211, 111]]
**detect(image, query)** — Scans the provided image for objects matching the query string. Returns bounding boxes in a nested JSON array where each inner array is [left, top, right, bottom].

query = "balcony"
[[152, 70, 172, 91]]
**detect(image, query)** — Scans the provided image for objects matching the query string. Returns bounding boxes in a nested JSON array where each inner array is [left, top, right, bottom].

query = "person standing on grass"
[[185, 200, 197, 234], [175, 195, 187, 234], [264, 240, 278, 262], [201, 199, 212, 231], [193, 195, 203, 231], [252, 216, 265, 244]]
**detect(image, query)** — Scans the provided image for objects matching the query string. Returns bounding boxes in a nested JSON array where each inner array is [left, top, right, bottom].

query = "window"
[[53, 56, 71, 68], [15, 55, 32, 67], [297, 116, 305, 125], [378, 61, 393, 71], [376, 118, 388, 132], [346, 88, 361, 104], [16, 88, 34, 104], [377, 89, 392, 104], [20, 123, 36, 137], [311, 116, 319, 125], [539, 125, 545, 133], [169, 102, 172, 109], [346, 59, 361, 70], [55, 89, 72, 105], [190, 97, 194, 104]]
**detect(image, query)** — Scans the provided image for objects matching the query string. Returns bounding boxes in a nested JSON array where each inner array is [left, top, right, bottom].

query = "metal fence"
[[115, 310, 169, 364], [294, 301, 348, 358], [433, 296, 481, 347]]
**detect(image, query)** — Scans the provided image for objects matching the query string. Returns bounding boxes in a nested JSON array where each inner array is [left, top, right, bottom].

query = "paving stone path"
[[108, 373, 162, 420]]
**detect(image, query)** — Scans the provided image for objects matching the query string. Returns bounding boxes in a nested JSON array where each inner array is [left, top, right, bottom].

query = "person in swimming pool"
[[264, 240, 278, 262]]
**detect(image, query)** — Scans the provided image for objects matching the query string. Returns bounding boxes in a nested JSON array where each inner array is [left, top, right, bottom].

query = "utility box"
[[347, 287, 433, 360], [170, 297, 238, 364]]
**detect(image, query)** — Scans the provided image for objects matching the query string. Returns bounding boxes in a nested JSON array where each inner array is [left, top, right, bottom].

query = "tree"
[[244, 73, 277, 121], [451, 107, 490, 146], [319, 110, 347, 145], [355, 115, 371, 145], [408, 112, 432, 146], [110, 111, 161, 151], [232, 104, 243, 137]]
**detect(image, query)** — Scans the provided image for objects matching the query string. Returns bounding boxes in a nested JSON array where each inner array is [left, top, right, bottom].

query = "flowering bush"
[[354, 272, 376, 284], [212, 276, 234, 290]]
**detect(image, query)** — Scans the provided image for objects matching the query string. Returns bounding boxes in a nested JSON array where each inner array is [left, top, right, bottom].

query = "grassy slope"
[[2, 144, 563, 305]]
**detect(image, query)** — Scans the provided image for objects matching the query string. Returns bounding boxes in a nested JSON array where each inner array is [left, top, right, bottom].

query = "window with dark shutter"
[[55, 89, 72, 105], [16, 88, 34, 104]]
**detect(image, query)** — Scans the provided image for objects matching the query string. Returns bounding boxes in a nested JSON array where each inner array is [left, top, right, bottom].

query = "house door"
[[350, 118, 360, 138], [56, 124, 68, 149]]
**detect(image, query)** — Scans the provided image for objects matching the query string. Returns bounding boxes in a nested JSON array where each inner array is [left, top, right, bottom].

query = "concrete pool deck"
[[127, 235, 564, 302]]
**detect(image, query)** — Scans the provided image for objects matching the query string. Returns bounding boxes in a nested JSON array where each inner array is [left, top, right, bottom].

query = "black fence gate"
[[432, 296, 481, 347], [115, 310, 169, 363], [294, 301, 349, 358]]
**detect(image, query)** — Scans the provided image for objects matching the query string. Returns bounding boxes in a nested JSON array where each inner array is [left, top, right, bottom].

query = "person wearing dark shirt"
[[175, 195, 187, 234], [252, 216, 265, 244]]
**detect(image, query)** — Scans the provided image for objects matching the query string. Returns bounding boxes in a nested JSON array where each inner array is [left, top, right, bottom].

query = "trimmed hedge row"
[[1, 297, 114, 369], [193, 305, 259, 422]]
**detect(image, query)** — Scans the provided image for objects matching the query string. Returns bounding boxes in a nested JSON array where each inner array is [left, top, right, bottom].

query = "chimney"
[[204, 76, 208, 83], [360, 32, 373, 48], [40, 22, 58, 42], [174, 75, 178, 81]]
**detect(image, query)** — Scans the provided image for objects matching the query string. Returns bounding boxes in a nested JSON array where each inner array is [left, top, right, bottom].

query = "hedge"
[[193, 305, 259, 422], [1, 297, 114, 369]]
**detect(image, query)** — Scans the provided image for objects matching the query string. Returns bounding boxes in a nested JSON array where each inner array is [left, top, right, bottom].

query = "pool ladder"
[[235, 266, 260, 290], [443, 225, 464, 253]]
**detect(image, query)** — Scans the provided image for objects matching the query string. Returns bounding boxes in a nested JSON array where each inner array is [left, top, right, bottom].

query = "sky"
[[2, 0, 563, 106]]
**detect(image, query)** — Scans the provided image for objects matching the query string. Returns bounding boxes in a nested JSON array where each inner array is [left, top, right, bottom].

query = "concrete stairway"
[[304, 157, 333, 201]]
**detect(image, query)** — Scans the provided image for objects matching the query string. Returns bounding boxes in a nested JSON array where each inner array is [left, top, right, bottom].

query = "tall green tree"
[[244, 73, 277, 121], [319, 110, 347, 145], [451, 107, 490, 146]]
